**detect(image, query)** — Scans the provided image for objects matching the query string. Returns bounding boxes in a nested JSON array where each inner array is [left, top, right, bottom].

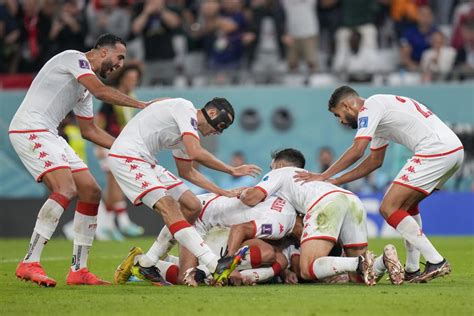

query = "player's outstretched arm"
[[294, 138, 370, 184], [175, 158, 236, 197], [182, 134, 261, 177], [78, 74, 148, 109], [239, 187, 266, 207], [331, 146, 387, 186], [77, 116, 115, 149]]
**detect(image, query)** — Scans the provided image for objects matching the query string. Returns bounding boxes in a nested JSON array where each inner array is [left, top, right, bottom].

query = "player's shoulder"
[[262, 166, 303, 180], [171, 98, 195, 109], [364, 94, 393, 109]]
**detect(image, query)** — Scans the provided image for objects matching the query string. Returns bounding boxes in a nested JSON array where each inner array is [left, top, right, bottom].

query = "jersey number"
[[395, 96, 433, 118]]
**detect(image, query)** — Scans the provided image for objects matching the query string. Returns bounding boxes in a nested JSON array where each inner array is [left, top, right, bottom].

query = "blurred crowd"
[[1, 0, 474, 86]]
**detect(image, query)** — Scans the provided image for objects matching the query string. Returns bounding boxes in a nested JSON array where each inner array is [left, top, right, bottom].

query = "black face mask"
[[202, 99, 234, 133]]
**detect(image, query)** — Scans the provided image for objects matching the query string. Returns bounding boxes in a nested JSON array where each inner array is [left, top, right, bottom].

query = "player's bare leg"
[[16, 169, 77, 287], [300, 239, 376, 286], [66, 170, 110, 285], [227, 222, 259, 256], [381, 184, 450, 282], [179, 246, 201, 286], [237, 238, 276, 270], [239, 250, 288, 285]]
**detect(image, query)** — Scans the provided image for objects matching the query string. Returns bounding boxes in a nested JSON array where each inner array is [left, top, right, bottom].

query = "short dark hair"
[[94, 33, 126, 49], [328, 86, 358, 110], [113, 63, 142, 86], [272, 148, 306, 168]]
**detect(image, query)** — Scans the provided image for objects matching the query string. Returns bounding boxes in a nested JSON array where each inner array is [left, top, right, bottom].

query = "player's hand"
[[326, 178, 338, 185], [146, 97, 171, 106], [283, 269, 298, 285], [218, 189, 239, 198], [229, 187, 248, 198], [293, 171, 325, 184], [231, 164, 262, 178]]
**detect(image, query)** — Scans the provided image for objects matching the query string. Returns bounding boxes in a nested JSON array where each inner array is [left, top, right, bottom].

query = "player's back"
[[364, 94, 462, 154], [10, 50, 94, 133], [110, 98, 198, 162]]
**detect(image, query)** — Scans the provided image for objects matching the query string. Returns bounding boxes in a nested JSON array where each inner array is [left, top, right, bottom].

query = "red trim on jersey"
[[108, 153, 147, 163], [370, 144, 389, 151], [182, 132, 200, 141], [76, 73, 95, 81], [354, 136, 372, 141], [166, 182, 184, 190], [407, 204, 420, 216], [71, 168, 89, 173], [387, 210, 410, 229], [75, 115, 94, 120], [169, 220, 192, 236], [254, 186, 268, 200], [307, 190, 354, 212], [249, 246, 262, 268], [133, 186, 166, 205], [392, 181, 429, 195], [8, 129, 49, 134], [271, 262, 282, 276], [76, 201, 99, 216], [165, 264, 179, 285], [301, 236, 337, 245], [36, 166, 71, 182], [308, 260, 317, 280], [49, 192, 71, 210], [290, 253, 300, 261], [251, 220, 257, 237], [343, 242, 368, 249], [173, 156, 193, 162], [198, 195, 222, 221], [414, 146, 464, 158]]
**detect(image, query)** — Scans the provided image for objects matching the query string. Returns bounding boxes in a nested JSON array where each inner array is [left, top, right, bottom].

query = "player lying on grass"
[[294, 86, 464, 283], [110, 97, 261, 285], [9, 33, 157, 287], [237, 148, 405, 286]]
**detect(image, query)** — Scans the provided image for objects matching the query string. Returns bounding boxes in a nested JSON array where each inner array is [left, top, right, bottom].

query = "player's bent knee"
[[154, 196, 180, 216]]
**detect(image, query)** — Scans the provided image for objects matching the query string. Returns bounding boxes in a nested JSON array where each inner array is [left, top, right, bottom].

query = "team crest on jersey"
[[358, 117, 368, 129], [191, 118, 198, 131], [78, 59, 90, 69], [261, 224, 272, 235]]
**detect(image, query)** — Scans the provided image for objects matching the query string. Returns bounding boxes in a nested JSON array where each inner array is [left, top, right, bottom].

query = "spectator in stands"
[[0, 0, 20, 73], [318, 146, 334, 172], [317, 0, 341, 66], [390, 0, 423, 37], [451, 0, 474, 50], [219, 151, 256, 189], [420, 31, 456, 82], [332, 28, 378, 82], [400, 5, 438, 71], [131, 0, 181, 86], [85, 0, 131, 49], [333, 0, 379, 73], [281, 0, 318, 72], [454, 17, 474, 79]]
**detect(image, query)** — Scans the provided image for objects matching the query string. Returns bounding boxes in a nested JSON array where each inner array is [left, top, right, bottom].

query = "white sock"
[[155, 260, 179, 284], [374, 255, 386, 277], [115, 201, 131, 229], [396, 216, 443, 264], [23, 231, 48, 263], [240, 267, 275, 283], [404, 214, 422, 272], [312, 257, 359, 279], [137, 254, 155, 267], [146, 226, 176, 263], [162, 254, 180, 265], [237, 247, 261, 271], [173, 226, 218, 272], [71, 244, 91, 272]]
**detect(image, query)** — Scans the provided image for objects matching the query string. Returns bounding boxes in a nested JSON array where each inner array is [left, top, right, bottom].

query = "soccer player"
[[295, 86, 464, 282], [9, 34, 155, 287], [237, 148, 405, 286], [109, 97, 261, 284]]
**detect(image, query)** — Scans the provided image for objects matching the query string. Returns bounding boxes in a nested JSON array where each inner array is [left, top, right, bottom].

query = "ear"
[[100, 47, 108, 58]]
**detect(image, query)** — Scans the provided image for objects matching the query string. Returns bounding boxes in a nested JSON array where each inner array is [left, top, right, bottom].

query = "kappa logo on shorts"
[[358, 117, 368, 129], [261, 224, 272, 235], [191, 118, 198, 131], [78, 59, 90, 69]]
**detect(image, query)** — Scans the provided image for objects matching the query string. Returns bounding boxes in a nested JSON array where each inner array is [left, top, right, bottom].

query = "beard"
[[99, 60, 114, 79], [348, 115, 358, 129]]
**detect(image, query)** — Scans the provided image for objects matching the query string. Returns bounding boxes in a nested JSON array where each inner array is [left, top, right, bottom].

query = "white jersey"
[[254, 167, 352, 214], [9, 50, 95, 133], [197, 194, 296, 229], [355, 94, 462, 155], [110, 98, 199, 164]]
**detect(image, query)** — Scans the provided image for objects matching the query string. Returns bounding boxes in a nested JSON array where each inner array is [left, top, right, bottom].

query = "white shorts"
[[393, 147, 464, 195], [301, 192, 368, 249], [9, 130, 88, 182], [108, 154, 188, 208]]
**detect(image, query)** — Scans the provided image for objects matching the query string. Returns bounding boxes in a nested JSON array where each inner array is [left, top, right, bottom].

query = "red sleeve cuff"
[[182, 132, 200, 140], [370, 144, 389, 151], [354, 136, 372, 141], [254, 186, 268, 200], [75, 115, 94, 120]]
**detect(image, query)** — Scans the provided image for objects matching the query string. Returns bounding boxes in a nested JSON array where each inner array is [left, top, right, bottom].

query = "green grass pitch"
[[1, 237, 473, 316]]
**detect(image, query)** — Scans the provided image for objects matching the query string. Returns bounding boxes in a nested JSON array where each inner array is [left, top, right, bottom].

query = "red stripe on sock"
[[354, 274, 364, 283], [115, 207, 127, 214], [49, 192, 71, 209], [169, 220, 192, 236], [387, 210, 410, 229], [76, 201, 99, 216], [271, 262, 282, 276], [407, 204, 420, 216], [308, 259, 317, 280], [250, 246, 262, 268], [165, 264, 179, 284]]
